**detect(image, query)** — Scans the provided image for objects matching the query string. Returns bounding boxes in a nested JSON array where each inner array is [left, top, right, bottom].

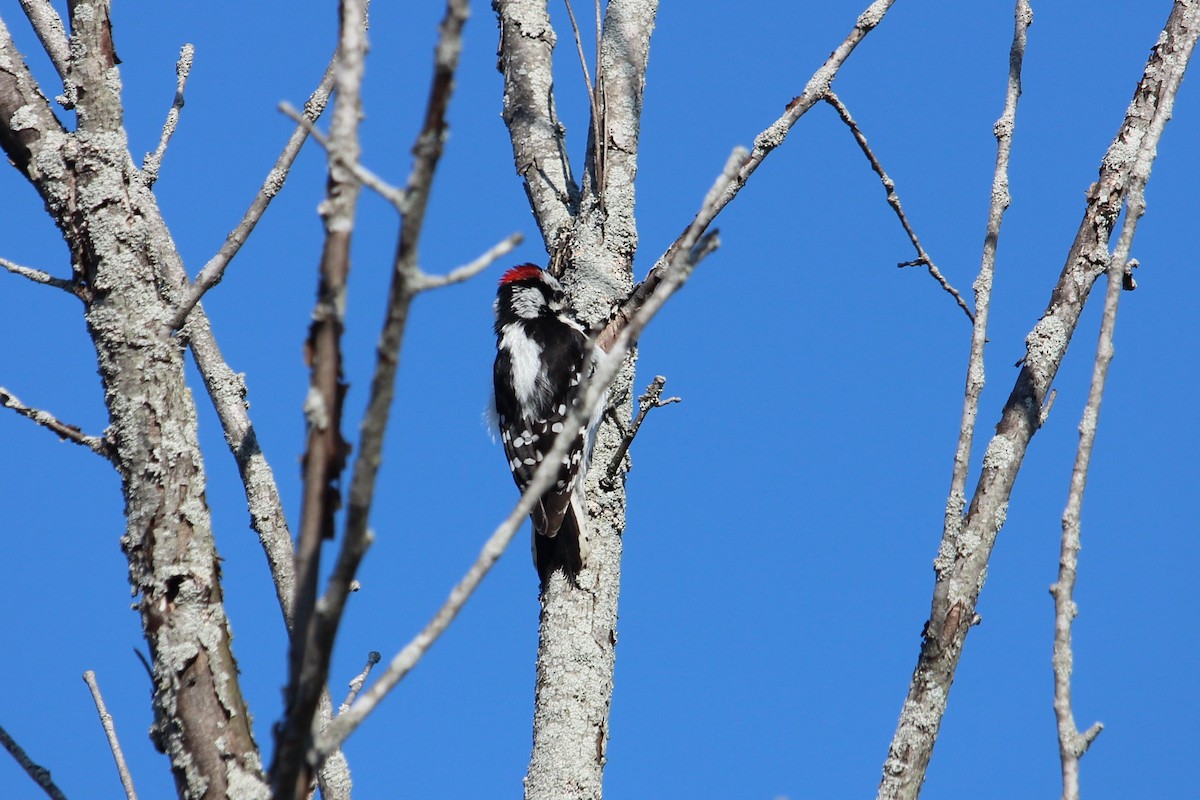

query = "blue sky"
[[2, 1, 1197, 798]]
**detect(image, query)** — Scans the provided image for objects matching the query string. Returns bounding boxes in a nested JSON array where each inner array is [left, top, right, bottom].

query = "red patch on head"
[[499, 264, 544, 285]]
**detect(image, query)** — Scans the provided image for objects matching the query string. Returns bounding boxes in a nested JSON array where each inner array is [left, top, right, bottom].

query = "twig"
[[168, 46, 340, 331], [1, 255, 77, 295], [18, 0, 70, 85], [1, 386, 112, 458], [0, 724, 67, 800], [1049, 52, 1156, 800], [83, 671, 138, 800], [940, 0, 1030, 591], [278, 102, 409, 209], [310, 150, 731, 765], [823, 91, 973, 322], [338, 651, 382, 715], [563, 0, 604, 194], [141, 43, 194, 188], [273, 2, 368, 798], [410, 232, 524, 292], [602, 375, 680, 487]]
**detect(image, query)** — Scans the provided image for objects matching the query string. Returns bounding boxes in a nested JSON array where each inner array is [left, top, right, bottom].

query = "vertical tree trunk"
[[0, 6, 267, 798], [499, 1, 657, 797]]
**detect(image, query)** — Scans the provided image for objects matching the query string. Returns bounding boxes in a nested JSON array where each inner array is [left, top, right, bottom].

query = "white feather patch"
[[500, 323, 549, 413]]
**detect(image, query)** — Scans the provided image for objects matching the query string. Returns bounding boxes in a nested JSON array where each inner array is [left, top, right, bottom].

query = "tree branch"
[[0, 255, 77, 295], [277, 101, 409, 211], [338, 651, 381, 715], [0, 723, 67, 800], [822, 90, 973, 322], [1049, 56, 1159, 800], [273, 0, 368, 795], [410, 232, 523, 291], [600, 0, 899, 351], [140, 43, 193, 188], [494, 0, 580, 250], [169, 47, 340, 330], [879, 4, 1199, 797], [601, 374, 679, 487], [83, 671, 138, 800], [291, 1, 477, 786], [940, 0, 1032, 578], [18, 0, 70, 86], [0, 385, 112, 458]]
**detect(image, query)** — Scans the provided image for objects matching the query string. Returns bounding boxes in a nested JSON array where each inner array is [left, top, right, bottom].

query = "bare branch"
[[141, 43, 194, 187], [0, 723, 67, 800], [666, 1, 897, 261], [823, 90, 973, 322], [18, 0, 70, 85], [338, 651, 382, 715], [273, 0, 368, 795], [1049, 75, 1157, 800], [1, 255, 77, 295], [494, 0, 580, 249], [563, 0, 604, 194], [1, 385, 112, 458], [879, 4, 1198, 796], [942, 0, 1032, 550], [601, 374, 680, 487], [168, 47, 339, 330], [411, 232, 524, 291], [293, 2, 474, 782], [278, 101, 409, 209], [83, 671, 139, 800]]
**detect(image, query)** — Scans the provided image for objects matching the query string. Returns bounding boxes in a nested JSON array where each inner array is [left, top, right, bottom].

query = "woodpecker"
[[492, 264, 605, 587]]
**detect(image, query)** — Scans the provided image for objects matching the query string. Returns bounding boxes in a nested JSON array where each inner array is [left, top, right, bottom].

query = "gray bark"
[[495, 1, 656, 798], [0, 6, 267, 799]]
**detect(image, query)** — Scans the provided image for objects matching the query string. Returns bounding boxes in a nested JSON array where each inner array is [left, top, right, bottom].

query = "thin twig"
[[278, 102, 409, 209], [168, 47, 340, 331], [823, 91, 973, 322], [141, 43, 194, 187], [563, 0, 604, 193], [310, 151, 732, 765], [940, 0, 1031, 586], [18, 0, 70, 85], [1, 386, 112, 458], [1, 255, 77, 295], [602, 375, 681, 487], [83, 671, 138, 800], [1049, 43, 1157, 799], [338, 651, 382, 715], [410, 232, 524, 292], [0, 723, 68, 800]]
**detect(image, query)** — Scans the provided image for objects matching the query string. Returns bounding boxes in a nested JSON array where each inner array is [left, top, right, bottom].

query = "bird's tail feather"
[[533, 495, 590, 590]]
